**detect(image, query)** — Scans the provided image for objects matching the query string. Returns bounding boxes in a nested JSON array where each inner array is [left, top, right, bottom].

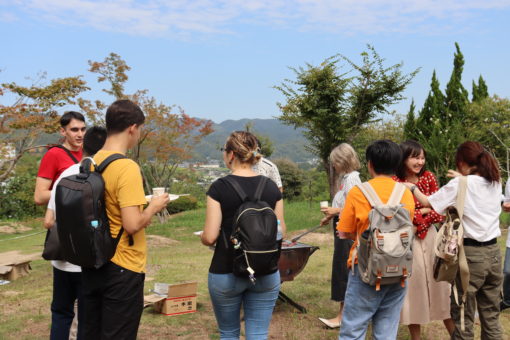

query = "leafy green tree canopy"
[[275, 45, 418, 197]]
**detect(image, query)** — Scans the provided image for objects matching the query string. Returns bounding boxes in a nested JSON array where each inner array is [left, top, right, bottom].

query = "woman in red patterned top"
[[394, 140, 454, 340]]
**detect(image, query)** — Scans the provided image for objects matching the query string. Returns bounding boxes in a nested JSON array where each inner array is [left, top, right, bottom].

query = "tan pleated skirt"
[[400, 226, 451, 325]]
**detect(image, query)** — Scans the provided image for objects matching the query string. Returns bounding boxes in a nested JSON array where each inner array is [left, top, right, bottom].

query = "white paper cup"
[[320, 201, 329, 208], [152, 187, 166, 196]]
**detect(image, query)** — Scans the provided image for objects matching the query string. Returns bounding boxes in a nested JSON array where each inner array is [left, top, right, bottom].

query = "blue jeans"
[[338, 265, 407, 340], [208, 271, 280, 340], [502, 247, 510, 306], [50, 267, 84, 340]]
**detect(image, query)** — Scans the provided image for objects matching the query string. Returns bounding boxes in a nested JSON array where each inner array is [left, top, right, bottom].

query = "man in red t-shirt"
[[34, 111, 86, 205]]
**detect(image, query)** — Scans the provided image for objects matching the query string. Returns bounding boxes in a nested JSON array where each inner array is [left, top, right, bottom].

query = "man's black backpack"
[[223, 176, 280, 283], [55, 154, 126, 269]]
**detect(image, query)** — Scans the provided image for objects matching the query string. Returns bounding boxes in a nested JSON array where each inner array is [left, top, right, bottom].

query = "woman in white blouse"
[[318, 143, 361, 329], [405, 141, 502, 339]]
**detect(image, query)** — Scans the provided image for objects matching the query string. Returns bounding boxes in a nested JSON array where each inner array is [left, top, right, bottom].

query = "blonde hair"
[[225, 131, 262, 166], [329, 143, 360, 174]]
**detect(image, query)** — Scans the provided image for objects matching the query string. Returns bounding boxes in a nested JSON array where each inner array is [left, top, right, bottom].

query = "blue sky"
[[1, 0, 509, 123]]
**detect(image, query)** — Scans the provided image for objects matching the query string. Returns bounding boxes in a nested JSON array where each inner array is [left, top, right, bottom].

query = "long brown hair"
[[455, 141, 500, 183]]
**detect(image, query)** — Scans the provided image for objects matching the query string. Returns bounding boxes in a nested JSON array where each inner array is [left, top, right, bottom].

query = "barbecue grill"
[[277, 240, 319, 313]]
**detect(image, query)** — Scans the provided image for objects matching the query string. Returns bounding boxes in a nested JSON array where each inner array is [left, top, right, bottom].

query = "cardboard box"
[[0, 251, 40, 281], [144, 281, 197, 316]]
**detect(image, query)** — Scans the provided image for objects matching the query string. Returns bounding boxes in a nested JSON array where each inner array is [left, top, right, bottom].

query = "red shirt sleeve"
[[37, 147, 82, 186], [37, 149, 58, 180]]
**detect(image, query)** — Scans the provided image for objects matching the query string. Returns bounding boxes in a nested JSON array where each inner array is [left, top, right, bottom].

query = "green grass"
[[1, 202, 510, 339]]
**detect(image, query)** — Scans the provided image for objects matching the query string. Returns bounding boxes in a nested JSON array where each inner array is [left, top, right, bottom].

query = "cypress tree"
[[444, 43, 469, 122], [472, 75, 489, 102], [403, 99, 417, 140], [416, 70, 445, 139]]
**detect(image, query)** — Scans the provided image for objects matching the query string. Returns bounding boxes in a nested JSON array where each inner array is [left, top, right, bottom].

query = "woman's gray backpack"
[[223, 176, 280, 284], [354, 182, 414, 290]]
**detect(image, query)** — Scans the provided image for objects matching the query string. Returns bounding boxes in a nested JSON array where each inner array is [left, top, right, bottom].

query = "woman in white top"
[[405, 141, 503, 339], [318, 143, 361, 329]]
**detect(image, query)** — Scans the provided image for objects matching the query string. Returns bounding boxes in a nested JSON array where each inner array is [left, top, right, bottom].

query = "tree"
[[0, 75, 89, 181], [403, 100, 417, 140], [276, 46, 418, 198], [272, 158, 303, 200], [300, 167, 329, 207], [472, 75, 489, 102], [80, 53, 213, 194], [414, 71, 445, 139], [444, 42, 469, 123], [465, 96, 510, 177], [78, 53, 130, 125], [244, 121, 274, 157], [411, 43, 484, 184]]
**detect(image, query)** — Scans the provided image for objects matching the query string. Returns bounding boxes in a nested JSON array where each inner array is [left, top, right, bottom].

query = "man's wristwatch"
[[410, 185, 417, 194]]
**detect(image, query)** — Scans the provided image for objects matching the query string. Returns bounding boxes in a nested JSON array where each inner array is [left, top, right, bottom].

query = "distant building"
[[198, 164, 220, 169]]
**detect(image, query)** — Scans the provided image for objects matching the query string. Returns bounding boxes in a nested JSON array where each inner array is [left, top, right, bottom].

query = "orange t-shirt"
[[337, 177, 415, 268]]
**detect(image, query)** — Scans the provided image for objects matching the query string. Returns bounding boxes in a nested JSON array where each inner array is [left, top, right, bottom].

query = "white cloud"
[[6, 0, 510, 37]]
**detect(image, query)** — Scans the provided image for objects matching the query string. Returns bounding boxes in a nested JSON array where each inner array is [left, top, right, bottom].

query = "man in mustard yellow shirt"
[[337, 140, 415, 340], [81, 100, 169, 339]]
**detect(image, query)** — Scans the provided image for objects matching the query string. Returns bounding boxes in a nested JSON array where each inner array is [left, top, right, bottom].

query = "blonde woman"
[[201, 131, 286, 340], [318, 143, 361, 329]]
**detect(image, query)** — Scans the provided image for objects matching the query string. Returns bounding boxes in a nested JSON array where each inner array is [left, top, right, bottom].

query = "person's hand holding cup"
[[320, 201, 329, 215], [150, 187, 169, 212]]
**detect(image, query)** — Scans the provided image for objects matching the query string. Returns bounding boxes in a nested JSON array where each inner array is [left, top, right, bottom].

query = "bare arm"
[[34, 177, 52, 206], [320, 206, 342, 226], [44, 209, 55, 230], [274, 199, 286, 237], [402, 182, 431, 208], [120, 194, 169, 234], [201, 196, 222, 246]]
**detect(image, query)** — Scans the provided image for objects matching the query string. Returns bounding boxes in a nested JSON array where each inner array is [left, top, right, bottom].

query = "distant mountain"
[[192, 118, 314, 163], [29, 118, 315, 163]]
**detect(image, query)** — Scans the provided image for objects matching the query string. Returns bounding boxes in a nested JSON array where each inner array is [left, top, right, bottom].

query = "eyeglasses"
[[220, 147, 227, 152]]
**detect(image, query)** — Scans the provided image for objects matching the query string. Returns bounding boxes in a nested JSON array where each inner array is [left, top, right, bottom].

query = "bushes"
[[0, 154, 43, 219], [166, 195, 198, 214], [0, 172, 44, 219], [273, 158, 304, 200]]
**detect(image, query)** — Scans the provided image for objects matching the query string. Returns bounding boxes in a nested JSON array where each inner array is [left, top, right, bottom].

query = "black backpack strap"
[[95, 153, 134, 246], [223, 176, 249, 202], [51, 145, 79, 164], [221, 176, 251, 249], [254, 176, 268, 201], [114, 228, 133, 246], [96, 153, 127, 173]]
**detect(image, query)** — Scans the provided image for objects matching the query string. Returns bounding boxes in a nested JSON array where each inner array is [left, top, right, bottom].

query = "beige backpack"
[[432, 176, 469, 331], [355, 182, 414, 291]]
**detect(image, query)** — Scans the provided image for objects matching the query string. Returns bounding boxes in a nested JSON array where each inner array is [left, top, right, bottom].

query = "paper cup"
[[320, 201, 329, 208], [152, 187, 166, 196]]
